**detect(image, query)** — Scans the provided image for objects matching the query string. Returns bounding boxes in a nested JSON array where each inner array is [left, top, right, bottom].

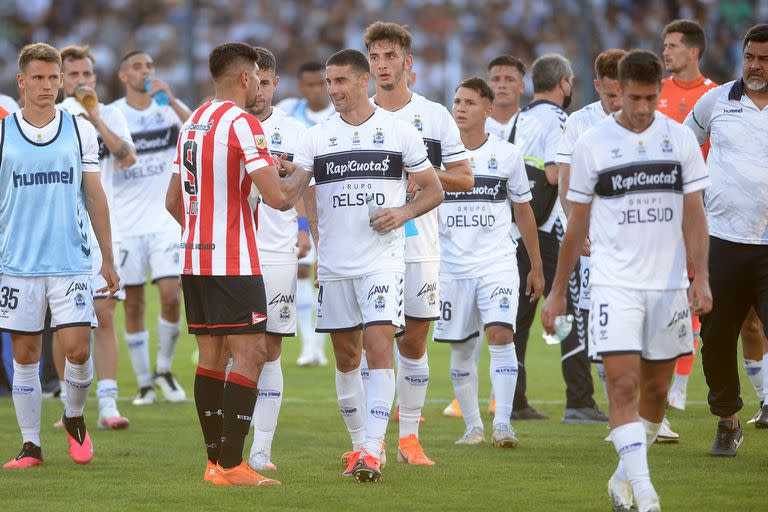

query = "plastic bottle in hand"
[[543, 314, 574, 345], [74, 85, 97, 109], [144, 77, 170, 106], [366, 193, 393, 240]]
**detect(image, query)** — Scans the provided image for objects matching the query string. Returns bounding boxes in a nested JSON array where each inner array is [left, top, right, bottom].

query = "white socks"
[[97, 379, 119, 416], [64, 358, 93, 418], [335, 368, 366, 450], [252, 358, 284, 455], [745, 358, 764, 400], [397, 353, 429, 438], [156, 316, 181, 374], [489, 344, 517, 428], [12, 360, 42, 446], [611, 421, 658, 503], [125, 330, 152, 387], [363, 369, 395, 457], [451, 338, 482, 430], [596, 362, 609, 403]]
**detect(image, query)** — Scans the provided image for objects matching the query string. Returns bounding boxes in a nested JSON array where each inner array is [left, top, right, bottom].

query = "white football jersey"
[[374, 92, 468, 263], [512, 100, 566, 233], [254, 107, 308, 263], [294, 108, 433, 280], [111, 98, 186, 236], [555, 101, 608, 165], [60, 99, 134, 243], [439, 134, 532, 277], [568, 113, 710, 290], [485, 115, 516, 142]]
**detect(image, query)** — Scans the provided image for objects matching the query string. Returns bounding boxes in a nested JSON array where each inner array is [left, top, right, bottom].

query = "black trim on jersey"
[[434, 331, 481, 344], [404, 314, 440, 322], [408, 156, 429, 170], [463, 135, 489, 152], [484, 321, 515, 331], [270, 151, 295, 162], [597, 350, 642, 357], [71, 113, 84, 160], [316, 323, 364, 333], [728, 79, 744, 101], [266, 330, 296, 337], [612, 114, 659, 136], [0, 117, 5, 168], [313, 150, 404, 184], [443, 175, 508, 202], [1, 327, 45, 336], [15, 111, 63, 147], [51, 321, 93, 331], [260, 109, 275, 123], [340, 109, 376, 127], [424, 138, 443, 169], [151, 275, 180, 284], [131, 125, 180, 154], [683, 175, 709, 188], [568, 187, 593, 199], [363, 320, 400, 329], [642, 351, 693, 363], [594, 161, 683, 198], [372, 94, 414, 113]]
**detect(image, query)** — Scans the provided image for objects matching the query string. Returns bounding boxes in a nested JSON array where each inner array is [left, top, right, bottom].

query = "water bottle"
[[366, 194, 393, 240], [74, 85, 97, 109], [543, 314, 574, 345], [145, 76, 170, 106], [403, 191, 419, 237]]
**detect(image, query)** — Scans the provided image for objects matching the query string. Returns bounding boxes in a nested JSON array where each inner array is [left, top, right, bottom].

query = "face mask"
[[562, 93, 572, 110]]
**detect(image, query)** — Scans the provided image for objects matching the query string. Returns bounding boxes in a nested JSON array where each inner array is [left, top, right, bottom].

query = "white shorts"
[[92, 241, 126, 300], [404, 261, 440, 320], [0, 274, 94, 334], [433, 270, 520, 343], [316, 271, 404, 332], [588, 285, 693, 361], [263, 262, 297, 337], [120, 232, 179, 286], [578, 255, 591, 310]]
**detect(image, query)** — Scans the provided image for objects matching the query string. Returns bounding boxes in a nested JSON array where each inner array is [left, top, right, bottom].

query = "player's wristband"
[[297, 216, 310, 233]]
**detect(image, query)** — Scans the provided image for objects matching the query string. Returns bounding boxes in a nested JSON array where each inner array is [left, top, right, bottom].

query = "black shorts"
[[181, 275, 267, 336]]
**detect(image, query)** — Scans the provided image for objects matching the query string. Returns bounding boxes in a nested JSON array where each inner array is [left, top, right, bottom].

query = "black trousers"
[[701, 236, 768, 417], [514, 227, 596, 410]]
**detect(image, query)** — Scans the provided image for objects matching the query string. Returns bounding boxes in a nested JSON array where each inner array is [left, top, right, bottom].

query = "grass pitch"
[[0, 293, 765, 511]]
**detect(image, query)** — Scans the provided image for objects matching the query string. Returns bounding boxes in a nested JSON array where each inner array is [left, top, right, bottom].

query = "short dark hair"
[[298, 61, 323, 78], [487, 55, 526, 76], [253, 46, 277, 74], [18, 43, 61, 72], [326, 49, 370, 75], [531, 54, 573, 93], [618, 50, 663, 86], [208, 42, 260, 80], [594, 49, 627, 80], [120, 50, 147, 66], [663, 19, 706, 59], [743, 24, 768, 50], [60, 45, 95, 66], [456, 77, 495, 102], [363, 21, 412, 54]]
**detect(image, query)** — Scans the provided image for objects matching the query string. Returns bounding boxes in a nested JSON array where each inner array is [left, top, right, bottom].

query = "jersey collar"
[[728, 79, 745, 101], [522, 99, 563, 112]]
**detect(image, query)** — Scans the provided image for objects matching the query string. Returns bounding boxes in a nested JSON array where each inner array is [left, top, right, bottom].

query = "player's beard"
[[745, 76, 768, 92], [380, 64, 406, 91]]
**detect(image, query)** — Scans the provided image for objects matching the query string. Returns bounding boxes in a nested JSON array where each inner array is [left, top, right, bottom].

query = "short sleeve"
[[566, 137, 598, 204], [171, 131, 182, 174], [506, 146, 533, 204], [292, 124, 316, 172], [679, 127, 710, 194], [439, 106, 467, 164], [543, 112, 565, 166], [555, 113, 579, 164], [684, 87, 718, 145], [233, 115, 275, 174], [399, 121, 431, 173], [105, 106, 134, 146], [75, 117, 101, 173]]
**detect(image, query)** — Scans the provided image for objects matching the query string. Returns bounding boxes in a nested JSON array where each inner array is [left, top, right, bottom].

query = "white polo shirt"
[[684, 79, 768, 245]]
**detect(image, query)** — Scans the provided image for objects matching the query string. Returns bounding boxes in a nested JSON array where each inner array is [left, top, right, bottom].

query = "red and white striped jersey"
[[173, 100, 275, 276]]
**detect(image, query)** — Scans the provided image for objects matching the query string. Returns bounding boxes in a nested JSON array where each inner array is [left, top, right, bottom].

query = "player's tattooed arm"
[[90, 117, 137, 169]]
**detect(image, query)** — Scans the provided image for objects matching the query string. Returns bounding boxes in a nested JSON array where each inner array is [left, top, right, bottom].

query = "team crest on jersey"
[[413, 116, 423, 132], [352, 131, 361, 146], [488, 157, 498, 172], [677, 323, 688, 340], [73, 292, 86, 310], [270, 130, 282, 148], [255, 135, 267, 150], [279, 305, 290, 321], [373, 129, 384, 147], [469, 157, 476, 171], [251, 311, 267, 324], [499, 295, 510, 311], [374, 294, 386, 312], [661, 136, 673, 153], [636, 140, 646, 156]]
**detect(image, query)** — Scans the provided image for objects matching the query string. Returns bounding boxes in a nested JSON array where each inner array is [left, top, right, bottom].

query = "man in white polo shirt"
[[684, 23, 768, 453]]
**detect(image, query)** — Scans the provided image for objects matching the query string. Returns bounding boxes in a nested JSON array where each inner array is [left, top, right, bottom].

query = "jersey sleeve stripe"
[[683, 175, 709, 186], [568, 188, 593, 197], [406, 156, 429, 169]]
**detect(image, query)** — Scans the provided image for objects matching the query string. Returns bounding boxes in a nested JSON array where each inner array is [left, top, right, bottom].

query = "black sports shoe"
[[754, 404, 768, 429], [710, 418, 743, 457], [3, 441, 43, 468], [562, 406, 609, 424], [62, 415, 87, 445], [511, 406, 549, 420]]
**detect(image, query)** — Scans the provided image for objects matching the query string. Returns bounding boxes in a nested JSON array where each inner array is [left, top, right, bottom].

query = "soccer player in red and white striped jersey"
[[165, 42, 312, 487]]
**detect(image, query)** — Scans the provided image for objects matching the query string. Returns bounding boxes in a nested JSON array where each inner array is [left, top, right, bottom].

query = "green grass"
[[0, 292, 765, 511]]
